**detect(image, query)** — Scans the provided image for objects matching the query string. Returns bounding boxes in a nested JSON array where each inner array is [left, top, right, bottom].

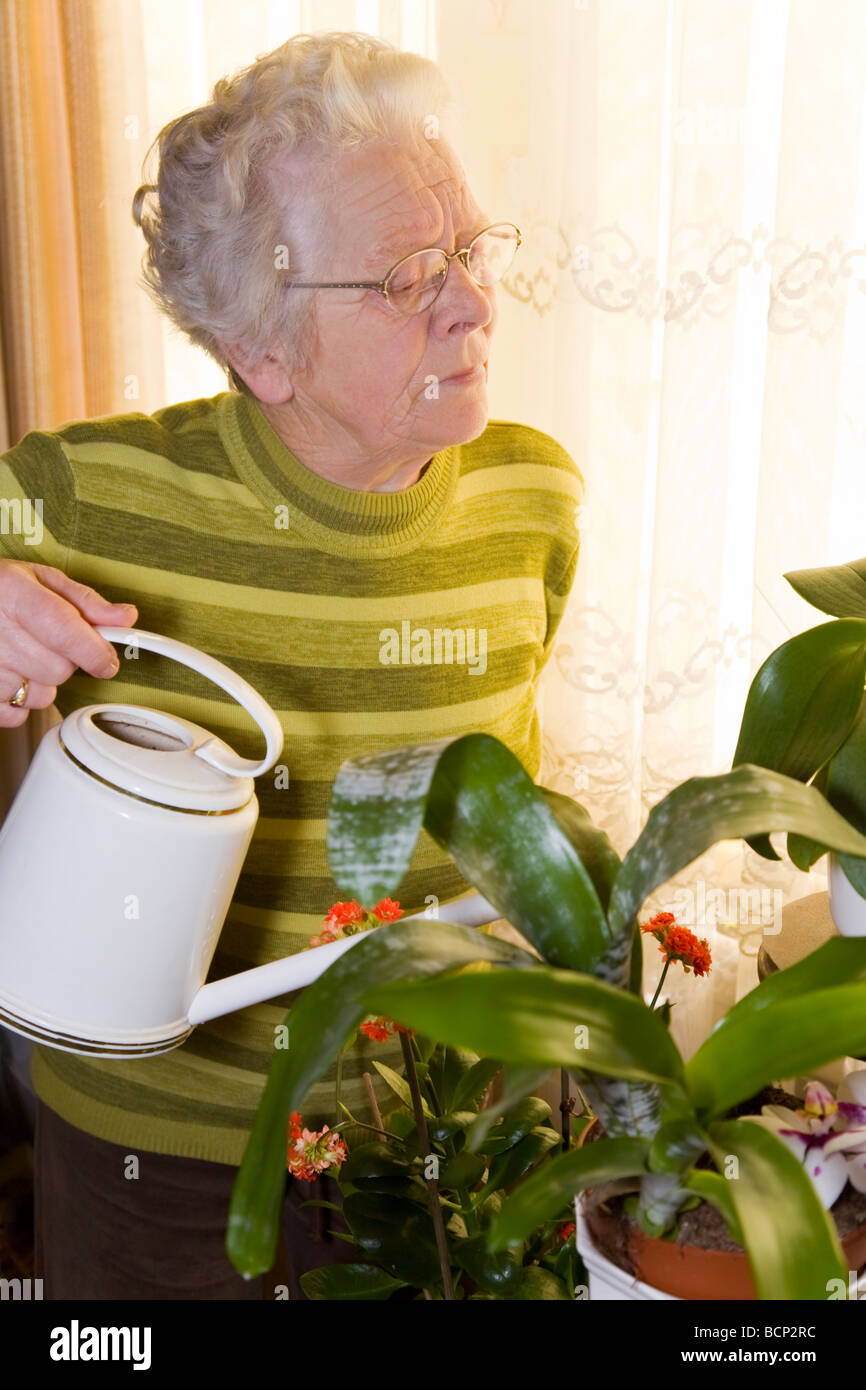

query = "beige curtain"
[[0, 0, 163, 811], [1, 0, 865, 1053]]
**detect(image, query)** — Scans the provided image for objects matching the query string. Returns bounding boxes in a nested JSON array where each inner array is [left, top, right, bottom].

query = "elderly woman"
[[0, 32, 582, 1298]]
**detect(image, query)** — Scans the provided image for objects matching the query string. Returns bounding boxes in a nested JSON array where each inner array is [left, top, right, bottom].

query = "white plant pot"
[[575, 1203, 676, 1300], [828, 853, 866, 937], [576, 1198, 866, 1301]]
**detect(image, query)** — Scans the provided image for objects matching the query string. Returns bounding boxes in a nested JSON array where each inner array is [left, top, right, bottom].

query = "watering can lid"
[[60, 705, 255, 812]]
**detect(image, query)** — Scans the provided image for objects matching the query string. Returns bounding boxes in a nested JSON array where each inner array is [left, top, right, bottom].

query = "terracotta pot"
[[577, 1117, 866, 1301]]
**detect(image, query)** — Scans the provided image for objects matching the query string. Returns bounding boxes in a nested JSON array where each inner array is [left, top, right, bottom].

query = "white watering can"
[[0, 628, 497, 1057]]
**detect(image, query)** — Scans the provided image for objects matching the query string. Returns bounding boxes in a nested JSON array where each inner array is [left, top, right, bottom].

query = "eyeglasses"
[[282, 222, 522, 316]]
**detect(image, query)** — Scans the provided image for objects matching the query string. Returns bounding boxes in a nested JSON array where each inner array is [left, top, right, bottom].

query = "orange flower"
[[325, 900, 365, 927], [287, 1110, 347, 1181], [641, 912, 712, 977], [308, 898, 403, 949], [360, 1017, 394, 1042], [372, 897, 403, 922], [359, 1015, 412, 1042]]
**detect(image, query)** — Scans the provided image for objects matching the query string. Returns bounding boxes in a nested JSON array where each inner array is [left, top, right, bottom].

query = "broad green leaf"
[[386, 1110, 416, 1140], [452, 1233, 522, 1295], [477, 1096, 553, 1154], [537, 786, 622, 914], [427, 1046, 485, 1113], [451, 1056, 502, 1111], [424, 735, 611, 970], [465, 1066, 551, 1152], [338, 1143, 426, 1203], [487, 1127, 561, 1190], [706, 936, 866, 1028], [508, 1266, 571, 1300], [227, 919, 533, 1278], [428, 1111, 477, 1143], [732, 620, 866, 860], [372, 1061, 433, 1117], [785, 556, 866, 619], [706, 1121, 846, 1299], [732, 620, 866, 780], [607, 764, 866, 940], [686, 981, 866, 1117], [342, 1192, 443, 1289], [681, 1169, 745, 1246], [488, 1137, 649, 1251], [438, 1152, 486, 1190], [340, 1141, 411, 1179], [299, 1262, 408, 1300], [328, 732, 611, 972], [363, 968, 685, 1087], [326, 735, 462, 904], [826, 697, 866, 899], [787, 760, 832, 871], [477, 1191, 503, 1228]]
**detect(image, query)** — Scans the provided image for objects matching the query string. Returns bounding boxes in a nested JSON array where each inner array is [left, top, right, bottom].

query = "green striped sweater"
[[0, 390, 583, 1165]]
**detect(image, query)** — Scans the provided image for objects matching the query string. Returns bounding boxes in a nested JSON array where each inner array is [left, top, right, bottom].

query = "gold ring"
[[8, 679, 28, 707]]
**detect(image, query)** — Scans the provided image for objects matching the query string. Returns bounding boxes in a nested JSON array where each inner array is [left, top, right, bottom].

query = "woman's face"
[[260, 132, 498, 470]]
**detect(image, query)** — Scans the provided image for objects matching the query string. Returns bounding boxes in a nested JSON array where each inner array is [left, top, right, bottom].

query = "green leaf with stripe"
[[606, 764, 866, 940], [328, 731, 611, 972]]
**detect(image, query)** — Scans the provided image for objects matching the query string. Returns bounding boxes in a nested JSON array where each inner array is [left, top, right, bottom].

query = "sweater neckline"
[[217, 391, 459, 558]]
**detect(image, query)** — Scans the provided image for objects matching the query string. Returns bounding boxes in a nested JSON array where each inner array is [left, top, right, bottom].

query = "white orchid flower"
[[743, 1080, 866, 1209]]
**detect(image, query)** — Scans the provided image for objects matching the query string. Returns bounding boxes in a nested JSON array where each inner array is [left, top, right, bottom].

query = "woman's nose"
[[439, 256, 495, 324]]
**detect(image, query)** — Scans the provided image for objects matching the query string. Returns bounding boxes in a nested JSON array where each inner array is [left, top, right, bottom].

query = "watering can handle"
[[94, 626, 284, 779]]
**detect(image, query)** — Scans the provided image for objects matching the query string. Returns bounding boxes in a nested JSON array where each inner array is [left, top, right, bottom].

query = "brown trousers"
[[33, 1100, 352, 1300]]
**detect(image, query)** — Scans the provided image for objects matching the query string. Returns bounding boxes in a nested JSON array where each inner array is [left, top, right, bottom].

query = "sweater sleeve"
[[0, 429, 77, 571], [542, 533, 581, 664], [537, 436, 584, 665]]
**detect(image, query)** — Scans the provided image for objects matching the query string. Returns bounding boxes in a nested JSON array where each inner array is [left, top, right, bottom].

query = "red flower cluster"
[[359, 1015, 412, 1042], [287, 1111, 347, 1182], [556, 1220, 576, 1243], [309, 897, 403, 948], [641, 911, 712, 977]]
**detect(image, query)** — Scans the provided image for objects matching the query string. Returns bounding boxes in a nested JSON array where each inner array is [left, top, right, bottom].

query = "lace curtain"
[[2, 0, 865, 1057], [441, 0, 866, 1049]]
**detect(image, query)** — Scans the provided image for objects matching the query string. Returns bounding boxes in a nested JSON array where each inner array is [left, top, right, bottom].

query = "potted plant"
[[225, 731, 866, 1298], [287, 1015, 585, 1300], [244, 895, 587, 1301], [731, 553, 866, 935]]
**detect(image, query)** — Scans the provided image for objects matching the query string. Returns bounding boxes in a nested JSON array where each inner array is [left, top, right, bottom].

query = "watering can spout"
[[186, 891, 502, 1026]]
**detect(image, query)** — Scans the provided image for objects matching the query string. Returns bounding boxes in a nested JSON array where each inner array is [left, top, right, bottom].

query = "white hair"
[[131, 31, 460, 394]]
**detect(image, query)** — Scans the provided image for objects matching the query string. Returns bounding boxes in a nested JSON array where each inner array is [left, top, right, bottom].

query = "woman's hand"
[[0, 561, 138, 726]]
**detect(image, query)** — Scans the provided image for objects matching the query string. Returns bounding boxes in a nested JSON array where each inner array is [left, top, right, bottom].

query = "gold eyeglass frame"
[[282, 221, 522, 314]]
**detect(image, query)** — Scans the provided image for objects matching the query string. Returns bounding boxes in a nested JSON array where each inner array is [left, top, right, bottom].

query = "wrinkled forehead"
[[270, 134, 482, 274], [335, 137, 477, 255]]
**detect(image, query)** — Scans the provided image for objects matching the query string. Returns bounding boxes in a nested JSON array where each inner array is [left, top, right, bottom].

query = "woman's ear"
[[215, 337, 295, 404]]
